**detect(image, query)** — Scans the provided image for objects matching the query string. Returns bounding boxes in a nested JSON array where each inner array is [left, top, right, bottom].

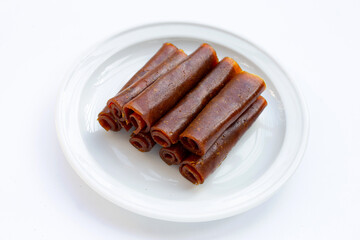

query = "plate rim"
[[55, 21, 310, 222]]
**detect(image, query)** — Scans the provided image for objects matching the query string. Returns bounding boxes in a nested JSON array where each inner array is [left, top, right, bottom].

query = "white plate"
[[56, 22, 309, 222]]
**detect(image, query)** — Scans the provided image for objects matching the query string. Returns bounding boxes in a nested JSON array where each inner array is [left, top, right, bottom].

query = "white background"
[[1, 0, 359, 239]]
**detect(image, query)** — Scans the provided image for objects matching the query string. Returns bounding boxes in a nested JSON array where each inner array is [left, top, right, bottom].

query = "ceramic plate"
[[56, 22, 309, 222]]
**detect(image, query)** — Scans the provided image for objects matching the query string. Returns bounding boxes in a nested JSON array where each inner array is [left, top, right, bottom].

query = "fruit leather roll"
[[129, 132, 156, 152], [119, 119, 132, 131], [98, 43, 178, 131], [159, 143, 190, 165], [151, 57, 241, 147], [97, 106, 122, 131], [123, 43, 219, 134], [180, 96, 267, 184], [180, 71, 266, 156], [107, 49, 187, 124], [123, 43, 180, 89]]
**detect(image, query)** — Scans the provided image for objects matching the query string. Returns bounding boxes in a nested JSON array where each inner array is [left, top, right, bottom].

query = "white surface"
[[56, 23, 308, 221], [0, 0, 359, 238]]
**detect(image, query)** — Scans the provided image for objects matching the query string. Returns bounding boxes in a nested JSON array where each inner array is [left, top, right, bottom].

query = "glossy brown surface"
[[119, 119, 132, 131], [108, 43, 179, 121], [97, 43, 178, 131], [159, 143, 190, 165], [180, 97, 267, 184], [123, 43, 219, 134], [151, 57, 241, 147], [180, 71, 266, 156], [107, 49, 187, 123], [129, 132, 156, 152], [123, 43, 179, 90], [97, 106, 121, 131]]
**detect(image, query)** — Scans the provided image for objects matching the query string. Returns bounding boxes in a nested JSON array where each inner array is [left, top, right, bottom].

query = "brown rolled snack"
[[98, 106, 121, 131], [107, 49, 187, 123], [119, 119, 132, 131], [159, 143, 190, 165], [123, 43, 219, 134], [97, 43, 178, 131], [180, 96, 267, 185], [123, 43, 180, 89], [129, 132, 156, 152], [180, 71, 266, 156], [151, 57, 242, 147]]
